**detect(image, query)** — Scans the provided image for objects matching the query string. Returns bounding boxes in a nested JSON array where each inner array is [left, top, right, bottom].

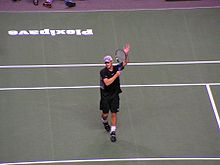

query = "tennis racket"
[[115, 49, 126, 63], [115, 49, 126, 71]]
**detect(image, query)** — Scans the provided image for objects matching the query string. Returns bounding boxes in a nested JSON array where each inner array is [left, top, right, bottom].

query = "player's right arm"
[[103, 71, 121, 86]]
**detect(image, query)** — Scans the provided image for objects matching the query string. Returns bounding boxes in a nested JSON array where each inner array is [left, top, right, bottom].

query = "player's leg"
[[102, 113, 110, 132], [110, 112, 117, 132], [110, 112, 117, 142], [110, 95, 120, 142], [100, 98, 110, 132]]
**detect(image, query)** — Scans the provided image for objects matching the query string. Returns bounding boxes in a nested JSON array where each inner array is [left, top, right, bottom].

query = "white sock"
[[111, 126, 116, 133]]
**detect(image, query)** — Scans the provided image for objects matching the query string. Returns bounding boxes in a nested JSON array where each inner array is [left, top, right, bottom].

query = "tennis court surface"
[[0, 8, 220, 165]]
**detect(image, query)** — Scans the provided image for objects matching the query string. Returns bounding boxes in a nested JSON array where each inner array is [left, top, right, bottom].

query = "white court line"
[[0, 60, 220, 69], [1, 157, 220, 165], [1, 83, 220, 91], [0, 86, 100, 91], [0, 63, 104, 69], [206, 85, 220, 129]]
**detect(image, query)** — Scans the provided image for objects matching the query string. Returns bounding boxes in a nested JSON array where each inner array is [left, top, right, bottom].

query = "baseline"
[[1, 157, 220, 165]]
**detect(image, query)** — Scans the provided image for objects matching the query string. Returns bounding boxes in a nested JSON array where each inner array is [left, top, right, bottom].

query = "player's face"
[[105, 61, 113, 69]]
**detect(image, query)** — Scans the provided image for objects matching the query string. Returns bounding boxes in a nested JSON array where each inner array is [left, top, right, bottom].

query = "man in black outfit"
[[100, 44, 130, 142]]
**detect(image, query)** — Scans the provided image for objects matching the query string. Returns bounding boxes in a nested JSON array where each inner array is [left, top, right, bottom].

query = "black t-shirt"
[[100, 64, 124, 97]]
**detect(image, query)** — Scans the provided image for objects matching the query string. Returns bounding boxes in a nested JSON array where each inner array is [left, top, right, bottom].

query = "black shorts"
[[100, 94, 120, 113]]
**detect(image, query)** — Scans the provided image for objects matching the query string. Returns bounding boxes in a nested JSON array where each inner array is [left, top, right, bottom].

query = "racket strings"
[[115, 49, 126, 63]]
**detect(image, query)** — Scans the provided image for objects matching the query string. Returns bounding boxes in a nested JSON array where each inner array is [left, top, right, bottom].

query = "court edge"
[[1, 157, 220, 165]]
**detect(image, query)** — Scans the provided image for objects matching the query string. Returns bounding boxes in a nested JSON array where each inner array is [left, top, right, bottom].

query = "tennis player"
[[99, 44, 130, 142]]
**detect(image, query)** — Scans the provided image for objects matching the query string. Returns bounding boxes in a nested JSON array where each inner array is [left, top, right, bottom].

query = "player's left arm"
[[122, 43, 131, 67]]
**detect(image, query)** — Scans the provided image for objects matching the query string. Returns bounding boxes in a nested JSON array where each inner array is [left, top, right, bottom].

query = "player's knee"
[[111, 113, 117, 118], [102, 113, 108, 120]]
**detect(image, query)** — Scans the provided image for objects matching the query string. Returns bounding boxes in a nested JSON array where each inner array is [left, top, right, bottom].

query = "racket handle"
[[117, 62, 124, 71]]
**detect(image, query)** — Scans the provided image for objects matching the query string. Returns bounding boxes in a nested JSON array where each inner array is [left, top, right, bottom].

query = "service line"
[[0, 60, 220, 69]]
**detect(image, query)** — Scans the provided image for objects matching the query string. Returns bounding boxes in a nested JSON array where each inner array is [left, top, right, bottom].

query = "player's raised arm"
[[122, 43, 131, 67]]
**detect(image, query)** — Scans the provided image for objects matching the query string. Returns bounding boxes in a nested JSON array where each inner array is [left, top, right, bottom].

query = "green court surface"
[[0, 8, 220, 165]]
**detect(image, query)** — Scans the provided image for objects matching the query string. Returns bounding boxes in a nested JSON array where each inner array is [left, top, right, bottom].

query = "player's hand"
[[116, 71, 121, 77], [123, 43, 131, 55]]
